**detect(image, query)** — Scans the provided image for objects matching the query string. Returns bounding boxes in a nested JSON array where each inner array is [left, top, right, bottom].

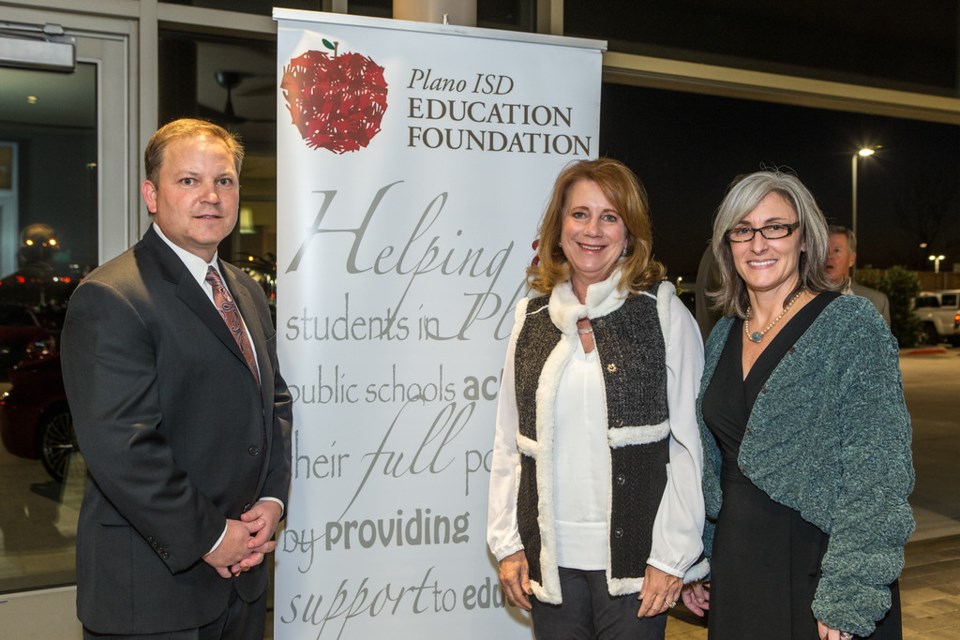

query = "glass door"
[[0, 9, 133, 637]]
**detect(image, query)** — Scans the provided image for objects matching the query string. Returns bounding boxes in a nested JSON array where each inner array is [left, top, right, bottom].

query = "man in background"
[[61, 118, 292, 639], [825, 224, 891, 326]]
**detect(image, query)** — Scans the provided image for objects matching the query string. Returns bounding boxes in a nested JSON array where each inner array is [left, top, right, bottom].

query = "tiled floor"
[[664, 534, 960, 639], [899, 535, 960, 639]]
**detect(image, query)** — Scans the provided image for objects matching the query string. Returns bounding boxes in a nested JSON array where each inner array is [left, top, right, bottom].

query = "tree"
[[857, 266, 923, 347]]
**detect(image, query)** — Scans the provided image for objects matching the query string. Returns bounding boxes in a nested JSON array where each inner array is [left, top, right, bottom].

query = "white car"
[[914, 290, 960, 345]]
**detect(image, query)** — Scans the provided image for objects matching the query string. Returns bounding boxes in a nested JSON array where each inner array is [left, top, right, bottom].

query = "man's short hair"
[[828, 224, 857, 253], [144, 118, 244, 184]]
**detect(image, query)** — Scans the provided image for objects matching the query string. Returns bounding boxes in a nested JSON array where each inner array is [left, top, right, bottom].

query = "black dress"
[[701, 293, 901, 640]]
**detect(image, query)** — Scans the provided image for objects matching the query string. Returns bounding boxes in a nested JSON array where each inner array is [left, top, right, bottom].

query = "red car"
[[0, 348, 75, 483], [0, 302, 55, 382]]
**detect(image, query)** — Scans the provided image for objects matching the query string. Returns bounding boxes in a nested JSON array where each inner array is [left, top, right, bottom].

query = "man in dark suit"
[[61, 118, 292, 639], [825, 225, 891, 326]]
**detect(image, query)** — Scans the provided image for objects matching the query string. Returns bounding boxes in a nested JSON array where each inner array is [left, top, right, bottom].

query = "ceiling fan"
[[199, 70, 274, 125]]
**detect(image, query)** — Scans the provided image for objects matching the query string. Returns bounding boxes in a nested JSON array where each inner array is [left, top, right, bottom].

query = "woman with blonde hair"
[[488, 158, 707, 639]]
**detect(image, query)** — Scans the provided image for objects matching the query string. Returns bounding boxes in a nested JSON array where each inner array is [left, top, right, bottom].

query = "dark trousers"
[[530, 568, 667, 640], [83, 588, 266, 640]]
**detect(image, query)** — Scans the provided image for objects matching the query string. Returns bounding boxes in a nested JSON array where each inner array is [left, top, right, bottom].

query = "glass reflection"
[[0, 63, 94, 593]]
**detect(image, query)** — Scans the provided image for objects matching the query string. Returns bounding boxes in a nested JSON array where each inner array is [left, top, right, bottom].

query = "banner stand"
[[274, 9, 605, 638]]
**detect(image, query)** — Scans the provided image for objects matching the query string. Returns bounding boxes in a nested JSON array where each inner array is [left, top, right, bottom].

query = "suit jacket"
[[61, 225, 292, 634], [851, 281, 891, 326]]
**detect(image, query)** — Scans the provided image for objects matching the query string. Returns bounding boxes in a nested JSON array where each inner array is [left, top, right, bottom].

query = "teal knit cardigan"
[[697, 294, 914, 637]]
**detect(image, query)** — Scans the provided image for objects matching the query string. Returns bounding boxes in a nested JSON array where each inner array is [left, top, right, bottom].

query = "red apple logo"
[[281, 39, 388, 153]]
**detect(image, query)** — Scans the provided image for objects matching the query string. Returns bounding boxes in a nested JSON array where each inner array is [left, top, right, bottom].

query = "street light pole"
[[929, 254, 945, 273], [850, 147, 876, 243], [930, 254, 947, 289]]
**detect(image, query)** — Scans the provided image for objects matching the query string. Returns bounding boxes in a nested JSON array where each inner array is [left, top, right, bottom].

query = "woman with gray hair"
[[681, 170, 913, 640]]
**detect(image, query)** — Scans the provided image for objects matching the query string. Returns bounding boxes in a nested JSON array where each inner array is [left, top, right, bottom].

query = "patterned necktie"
[[205, 266, 260, 385]]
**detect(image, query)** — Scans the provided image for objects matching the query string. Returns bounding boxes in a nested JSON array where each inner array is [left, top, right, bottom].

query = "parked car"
[[913, 290, 960, 345], [0, 348, 75, 482], [0, 302, 55, 381]]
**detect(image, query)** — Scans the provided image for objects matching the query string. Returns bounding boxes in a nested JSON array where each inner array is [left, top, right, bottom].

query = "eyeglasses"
[[725, 222, 800, 243]]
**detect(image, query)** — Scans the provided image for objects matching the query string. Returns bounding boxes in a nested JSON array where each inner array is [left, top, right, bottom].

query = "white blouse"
[[554, 345, 609, 569]]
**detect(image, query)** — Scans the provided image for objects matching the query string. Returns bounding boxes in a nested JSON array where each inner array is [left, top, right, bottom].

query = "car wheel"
[[38, 408, 76, 483], [923, 324, 940, 346]]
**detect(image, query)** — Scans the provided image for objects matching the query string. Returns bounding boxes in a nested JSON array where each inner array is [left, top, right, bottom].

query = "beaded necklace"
[[744, 289, 804, 343]]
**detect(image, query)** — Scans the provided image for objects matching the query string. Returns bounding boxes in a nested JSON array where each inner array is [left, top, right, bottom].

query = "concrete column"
[[393, 0, 477, 26]]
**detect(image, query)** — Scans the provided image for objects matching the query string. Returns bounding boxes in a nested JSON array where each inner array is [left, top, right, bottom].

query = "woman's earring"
[[621, 246, 628, 257]]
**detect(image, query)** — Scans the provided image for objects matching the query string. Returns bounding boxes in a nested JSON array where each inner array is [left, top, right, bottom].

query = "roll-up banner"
[[273, 9, 605, 638]]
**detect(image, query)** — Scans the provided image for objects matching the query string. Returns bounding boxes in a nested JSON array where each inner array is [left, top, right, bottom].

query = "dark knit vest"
[[514, 290, 670, 591]]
